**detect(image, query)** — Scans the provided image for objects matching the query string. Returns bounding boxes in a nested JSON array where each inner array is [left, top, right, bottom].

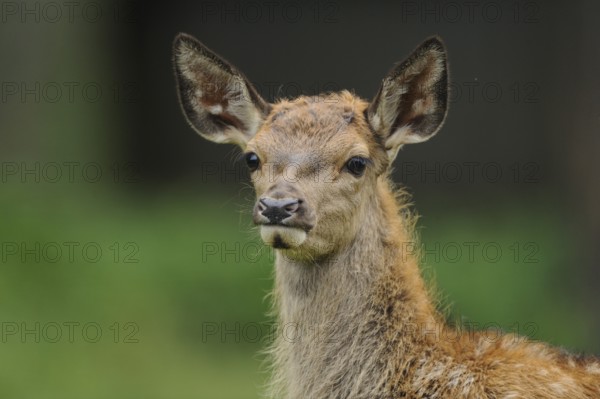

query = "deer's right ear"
[[173, 33, 270, 148]]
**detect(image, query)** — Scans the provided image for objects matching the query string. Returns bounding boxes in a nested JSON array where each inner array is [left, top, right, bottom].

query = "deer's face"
[[173, 34, 448, 259], [245, 94, 387, 257]]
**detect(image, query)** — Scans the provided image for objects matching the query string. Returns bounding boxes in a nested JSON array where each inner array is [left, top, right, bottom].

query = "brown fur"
[[172, 34, 600, 398]]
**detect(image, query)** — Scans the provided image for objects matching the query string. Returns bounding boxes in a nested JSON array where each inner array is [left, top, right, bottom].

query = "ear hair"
[[173, 33, 270, 147], [368, 37, 449, 160]]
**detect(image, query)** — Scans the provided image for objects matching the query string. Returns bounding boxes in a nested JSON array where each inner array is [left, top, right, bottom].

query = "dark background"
[[1, 1, 599, 397]]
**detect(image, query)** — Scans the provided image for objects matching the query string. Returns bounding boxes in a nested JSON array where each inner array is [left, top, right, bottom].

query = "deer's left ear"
[[367, 37, 448, 161]]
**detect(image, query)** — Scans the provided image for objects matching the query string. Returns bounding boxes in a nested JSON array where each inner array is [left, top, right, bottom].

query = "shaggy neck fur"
[[268, 176, 441, 398]]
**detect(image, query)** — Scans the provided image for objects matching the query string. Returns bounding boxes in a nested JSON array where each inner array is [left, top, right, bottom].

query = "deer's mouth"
[[259, 225, 307, 249]]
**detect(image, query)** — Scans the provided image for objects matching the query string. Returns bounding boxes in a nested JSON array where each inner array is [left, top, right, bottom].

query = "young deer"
[[173, 33, 600, 398]]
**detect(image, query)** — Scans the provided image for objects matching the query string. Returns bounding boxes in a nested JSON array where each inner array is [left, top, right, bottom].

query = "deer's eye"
[[245, 152, 260, 172], [345, 156, 368, 177]]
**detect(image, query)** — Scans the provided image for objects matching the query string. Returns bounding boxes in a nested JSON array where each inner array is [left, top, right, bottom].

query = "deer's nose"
[[258, 197, 300, 224]]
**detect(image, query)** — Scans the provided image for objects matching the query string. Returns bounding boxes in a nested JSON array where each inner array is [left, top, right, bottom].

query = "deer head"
[[173, 33, 448, 261]]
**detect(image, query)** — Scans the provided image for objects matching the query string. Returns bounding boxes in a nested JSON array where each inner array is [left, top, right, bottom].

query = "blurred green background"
[[1, 1, 599, 398]]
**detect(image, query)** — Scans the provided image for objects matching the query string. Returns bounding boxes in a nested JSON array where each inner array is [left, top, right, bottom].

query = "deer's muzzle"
[[253, 192, 314, 249]]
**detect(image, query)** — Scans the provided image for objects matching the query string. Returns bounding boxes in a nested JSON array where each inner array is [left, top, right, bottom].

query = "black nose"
[[258, 198, 300, 224]]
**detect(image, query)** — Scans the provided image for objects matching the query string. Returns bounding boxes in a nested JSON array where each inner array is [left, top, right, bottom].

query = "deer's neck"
[[269, 178, 440, 399]]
